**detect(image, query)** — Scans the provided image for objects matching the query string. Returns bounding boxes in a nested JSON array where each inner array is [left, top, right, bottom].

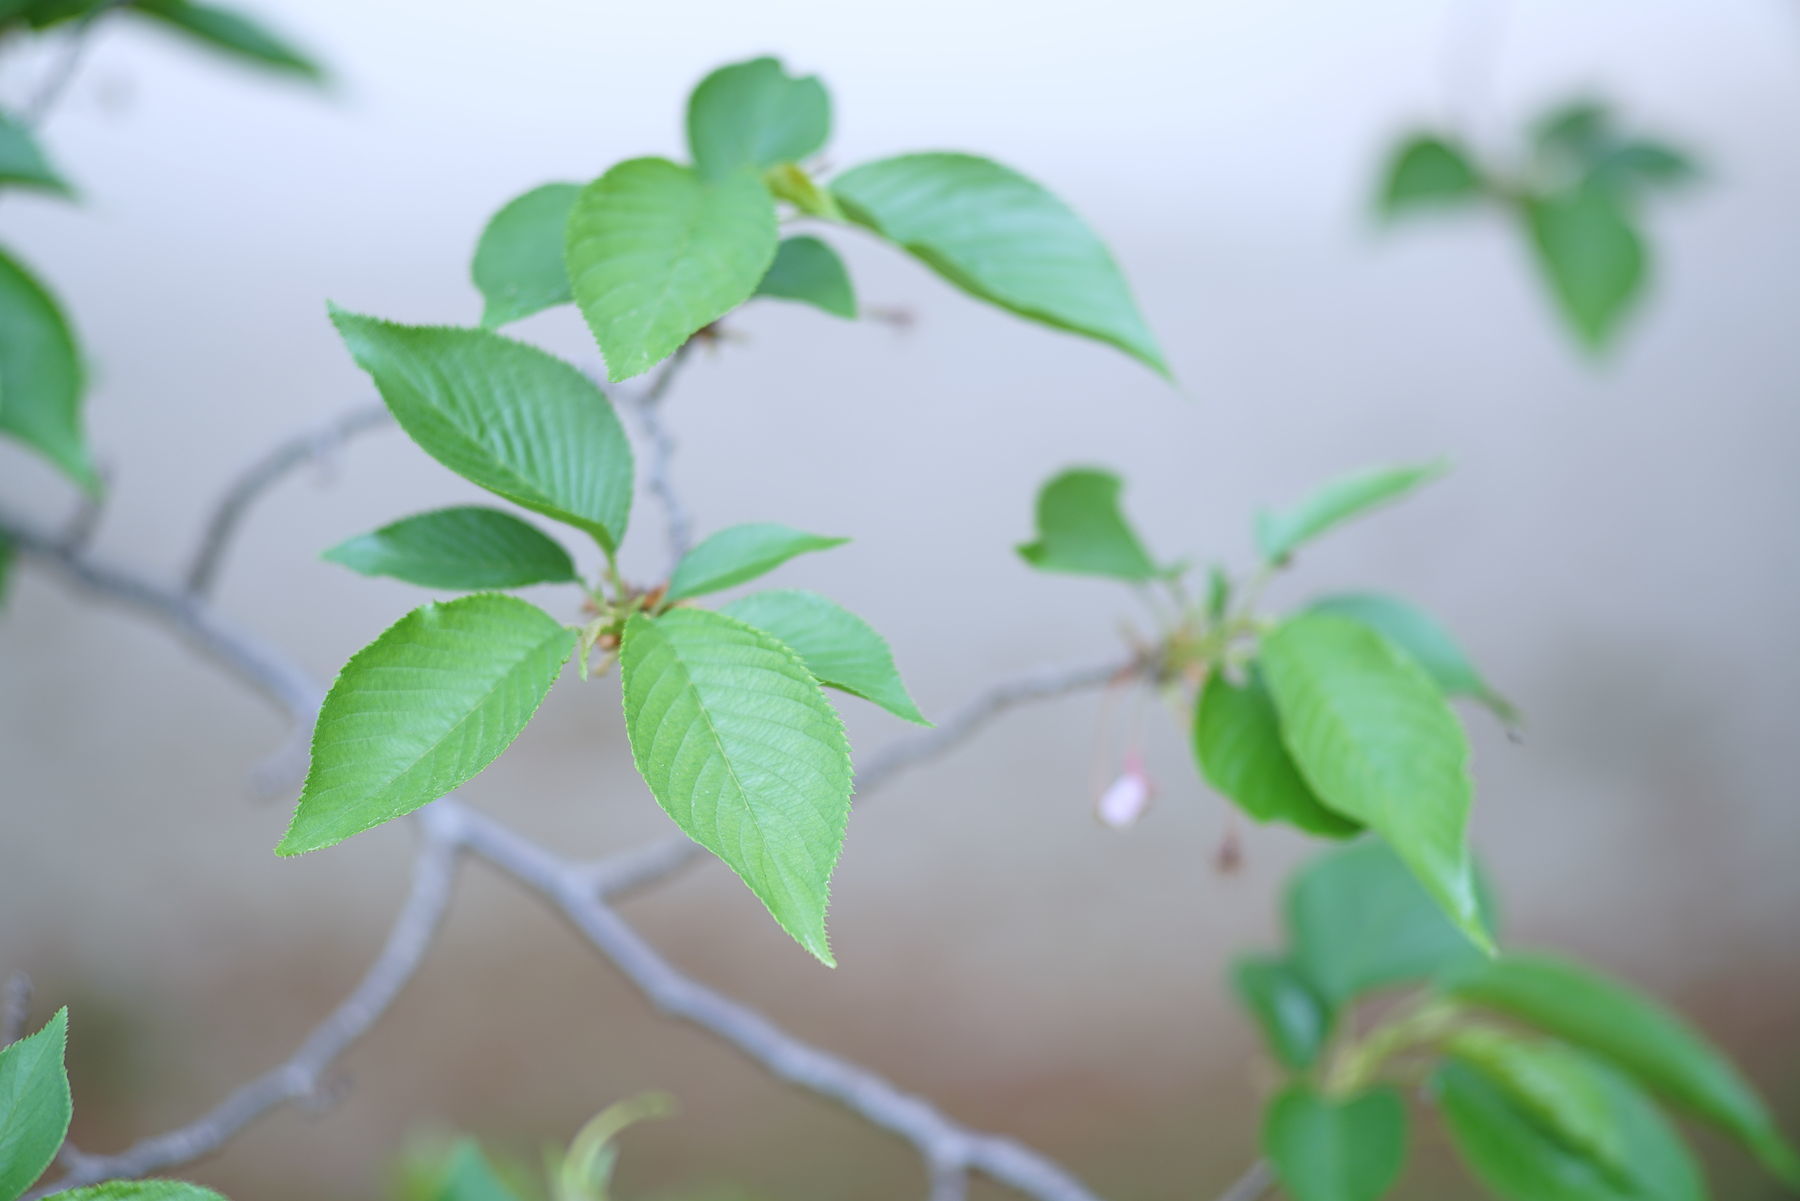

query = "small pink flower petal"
[[1096, 769, 1152, 829]]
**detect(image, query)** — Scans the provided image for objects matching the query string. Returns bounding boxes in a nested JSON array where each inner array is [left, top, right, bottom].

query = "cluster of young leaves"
[[393, 1093, 689, 1201], [289, 56, 1173, 967], [0, 0, 320, 494], [1233, 841, 1800, 1201], [1019, 458, 1508, 950], [0, 1008, 231, 1201], [1377, 98, 1698, 353], [469, 55, 1166, 378]]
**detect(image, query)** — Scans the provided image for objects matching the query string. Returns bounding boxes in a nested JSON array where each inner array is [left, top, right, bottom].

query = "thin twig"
[[1213, 1158, 1273, 1201], [19, 2, 118, 130], [2, 971, 32, 1046], [30, 815, 461, 1198], [0, 504, 1123, 1201], [626, 339, 699, 578], [184, 402, 391, 598]]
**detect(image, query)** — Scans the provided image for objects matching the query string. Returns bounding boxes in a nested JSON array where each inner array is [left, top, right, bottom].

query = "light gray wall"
[[3, 2, 1798, 1197]]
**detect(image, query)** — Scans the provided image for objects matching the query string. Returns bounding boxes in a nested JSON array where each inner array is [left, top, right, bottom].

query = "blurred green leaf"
[[1440, 953, 1800, 1184], [620, 610, 850, 964], [1194, 668, 1361, 838], [129, 0, 322, 80], [1435, 1056, 1702, 1201], [1524, 182, 1644, 353], [46, 1183, 229, 1201], [432, 1140, 524, 1201], [566, 158, 776, 381], [1378, 134, 1481, 220], [1232, 955, 1333, 1071], [1017, 468, 1159, 581], [753, 236, 855, 319], [472, 183, 580, 328], [323, 506, 578, 591], [1255, 460, 1445, 564], [0, 1008, 70, 1201], [1444, 1027, 1632, 1183], [1264, 1083, 1407, 1201], [0, 112, 70, 196], [833, 152, 1167, 375], [0, 246, 96, 493], [330, 307, 634, 553], [723, 589, 926, 725], [666, 523, 847, 602], [1308, 592, 1517, 724], [686, 57, 829, 181], [1261, 614, 1491, 953], [1285, 840, 1492, 1008], [279, 595, 573, 855]]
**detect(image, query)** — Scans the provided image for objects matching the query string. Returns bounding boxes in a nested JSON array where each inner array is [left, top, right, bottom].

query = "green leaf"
[[1263, 1083, 1407, 1201], [322, 506, 578, 591], [619, 609, 852, 964], [753, 236, 855, 319], [832, 153, 1167, 375], [0, 247, 95, 493], [1524, 182, 1645, 353], [1378, 134, 1481, 220], [1308, 593, 1517, 724], [1444, 1027, 1632, 1183], [686, 57, 830, 180], [128, 0, 322, 80], [557, 1093, 676, 1201], [565, 157, 777, 381], [0, 1007, 71, 1201], [1439, 953, 1800, 1184], [666, 523, 847, 602], [1231, 955, 1332, 1071], [279, 595, 574, 856], [1284, 840, 1491, 1008], [1261, 614, 1491, 953], [432, 1140, 523, 1201], [723, 589, 926, 725], [1534, 100, 1613, 163], [45, 1183, 229, 1201], [1593, 140, 1698, 193], [1255, 460, 1446, 564], [0, 112, 70, 196], [1193, 668, 1361, 838], [329, 308, 633, 553], [1435, 1057, 1703, 1201], [471, 183, 580, 328], [1016, 468, 1159, 581]]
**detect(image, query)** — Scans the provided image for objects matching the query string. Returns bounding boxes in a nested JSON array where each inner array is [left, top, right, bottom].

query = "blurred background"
[[3, 0, 1799, 1197]]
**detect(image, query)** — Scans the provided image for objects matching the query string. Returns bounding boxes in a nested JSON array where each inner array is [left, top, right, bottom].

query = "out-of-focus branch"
[[624, 338, 698, 578], [19, 1, 120, 129], [1212, 1159, 1273, 1201], [0, 497, 1124, 1201], [184, 402, 391, 598], [29, 815, 461, 1198], [2, 971, 32, 1046]]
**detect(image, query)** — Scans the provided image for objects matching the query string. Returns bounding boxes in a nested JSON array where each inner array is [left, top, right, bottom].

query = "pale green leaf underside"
[[566, 157, 777, 381], [0, 112, 71, 195], [686, 57, 830, 180], [832, 152, 1167, 375], [1445, 1027, 1632, 1183], [323, 506, 577, 591], [1436, 1057, 1702, 1201], [1309, 592, 1518, 724], [1017, 468, 1158, 581], [1439, 953, 1800, 1184], [1526, 182, 1645, 353], [1231, 955, 1331, 1072], [754, 236, 856, 318], [47, 1182, 230, 1201], [1194, 669, 1360, 838], [1255, 459, 1446, 564], [0, 1007, 71, 1201], [1285, 840, 1490, 1008], [1263, 1083, 1407, 1201], [1261, 614, 1491, 953], [666, 523, 847, 602], [129, 0, 323, 80], [619, 609, 852, 965], [0, 247, 96, 494], [330, 307, 634, 552], [472, 182, 581, 328], [281, 594, 573, 855], [723, 589, 927, 725], [1379, 134, 1481, 220]]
